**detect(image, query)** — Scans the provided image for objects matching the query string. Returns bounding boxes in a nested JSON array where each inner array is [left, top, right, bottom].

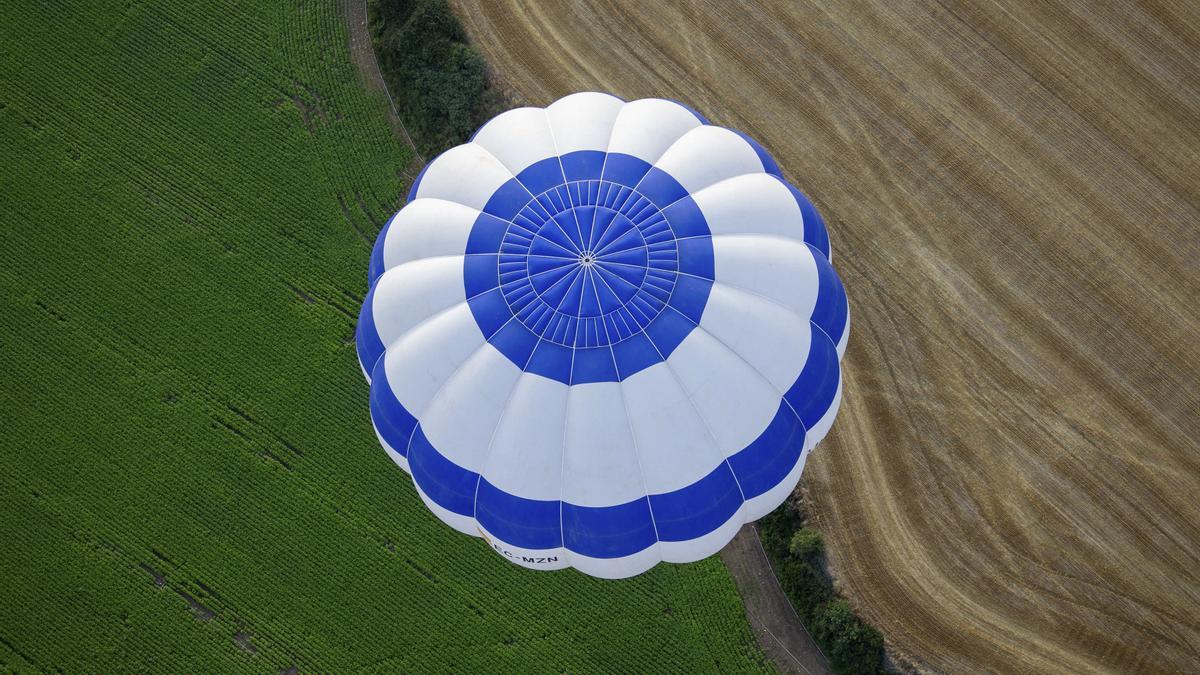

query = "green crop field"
[[0, 1, 766, 671]]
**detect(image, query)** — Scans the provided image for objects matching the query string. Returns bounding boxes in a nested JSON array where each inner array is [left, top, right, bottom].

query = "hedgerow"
[[368, 0, 506, 157], [759, 500, 886, 674]]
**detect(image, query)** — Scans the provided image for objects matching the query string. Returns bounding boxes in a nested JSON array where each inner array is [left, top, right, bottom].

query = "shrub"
[[811, 600, 885, 674], [775, 554, 832, 625], [789, 528, 824, 560], [757, 497, 803, 558]]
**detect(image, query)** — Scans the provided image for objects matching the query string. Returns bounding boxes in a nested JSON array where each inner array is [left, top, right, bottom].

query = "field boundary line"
[[344, 0, 425, 166], [751, 523, 830, 663]]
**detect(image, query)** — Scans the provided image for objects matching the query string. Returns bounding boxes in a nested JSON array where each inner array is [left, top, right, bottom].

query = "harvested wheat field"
[[448, 1, 1200, 671]]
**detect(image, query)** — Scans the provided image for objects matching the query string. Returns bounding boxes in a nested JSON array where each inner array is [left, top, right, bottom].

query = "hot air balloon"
[[356, 92, 848, 579]]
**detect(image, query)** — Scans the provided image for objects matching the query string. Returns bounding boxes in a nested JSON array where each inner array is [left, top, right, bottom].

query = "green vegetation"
[[368, 0, 505, 158], [0, 1, 765, 671], [759, 501, 885, 674], [789, 528, 824, 560]]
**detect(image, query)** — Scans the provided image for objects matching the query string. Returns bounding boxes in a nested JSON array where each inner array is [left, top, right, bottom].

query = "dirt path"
[[721, 525, 831, 674], [448, 2, 1200, 672], [343, 0, 424, 170]]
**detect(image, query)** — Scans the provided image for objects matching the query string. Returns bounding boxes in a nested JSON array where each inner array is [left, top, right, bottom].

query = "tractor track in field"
[[448, 1, 1200, 671]]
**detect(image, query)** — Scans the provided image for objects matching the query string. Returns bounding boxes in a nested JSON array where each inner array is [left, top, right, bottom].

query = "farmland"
[[447, 0, 1200, 672], [0, 1, 768, 672]]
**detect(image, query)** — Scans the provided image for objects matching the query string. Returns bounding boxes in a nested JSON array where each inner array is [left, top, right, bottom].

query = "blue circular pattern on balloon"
[[464, 153, 714, 384], [503, 181, 680, 348]]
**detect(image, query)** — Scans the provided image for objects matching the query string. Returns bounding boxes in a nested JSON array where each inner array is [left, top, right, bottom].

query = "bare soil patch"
[[721, 525, 831, 674]]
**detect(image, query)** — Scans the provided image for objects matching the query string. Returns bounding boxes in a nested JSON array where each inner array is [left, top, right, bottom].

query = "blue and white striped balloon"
[[357, 92, 848, 579]]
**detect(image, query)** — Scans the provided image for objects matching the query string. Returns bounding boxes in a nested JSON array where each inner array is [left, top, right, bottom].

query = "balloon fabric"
[[356, 93, 848, 578]]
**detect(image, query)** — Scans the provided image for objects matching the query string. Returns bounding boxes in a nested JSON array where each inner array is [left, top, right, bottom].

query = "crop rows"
[[0, 0, 766, 671]]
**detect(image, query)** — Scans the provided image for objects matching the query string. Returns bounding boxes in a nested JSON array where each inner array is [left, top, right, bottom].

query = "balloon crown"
[[357, 93, 848, 578]]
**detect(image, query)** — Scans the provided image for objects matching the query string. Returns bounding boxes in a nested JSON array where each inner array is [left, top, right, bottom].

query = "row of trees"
[[758, 500, 887, 674]]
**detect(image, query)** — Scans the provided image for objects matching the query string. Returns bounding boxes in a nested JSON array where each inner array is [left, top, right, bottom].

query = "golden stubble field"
[[448, 1, 1200, 671]]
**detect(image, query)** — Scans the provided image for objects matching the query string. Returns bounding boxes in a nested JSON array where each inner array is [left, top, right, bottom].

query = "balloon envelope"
[[357, 92, 848, 578]]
